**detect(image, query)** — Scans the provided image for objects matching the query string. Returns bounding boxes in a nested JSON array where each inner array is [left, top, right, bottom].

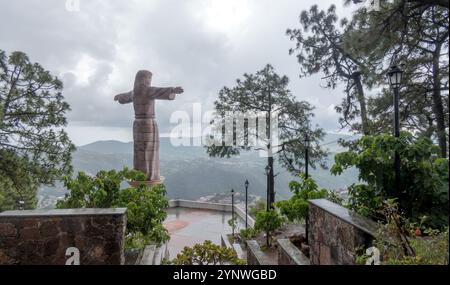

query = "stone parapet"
[[0, 208, 126, 265], [308, 199, 378, 265]]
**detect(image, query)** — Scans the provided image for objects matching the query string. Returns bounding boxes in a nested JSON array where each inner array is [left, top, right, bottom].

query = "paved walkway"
[[164, 208, 243, 259]]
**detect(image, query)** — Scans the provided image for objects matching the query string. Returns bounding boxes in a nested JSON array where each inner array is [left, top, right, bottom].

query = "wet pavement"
[[164, 207, 243, 259]]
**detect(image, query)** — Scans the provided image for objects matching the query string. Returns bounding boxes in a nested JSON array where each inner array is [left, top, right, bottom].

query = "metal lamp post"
[[264, 165, 271, 247], [304, 134, 311, 243], [387, 63, 404, 198], [245, 180, 249, 229], [231, 189, 235, 237]]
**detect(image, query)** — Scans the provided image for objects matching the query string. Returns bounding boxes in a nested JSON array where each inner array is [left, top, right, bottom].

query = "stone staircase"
[[138, 243, 170, 265]]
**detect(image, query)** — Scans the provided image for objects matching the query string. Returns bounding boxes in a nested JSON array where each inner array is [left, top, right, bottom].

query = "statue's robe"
[[115, 70, 179, 182]]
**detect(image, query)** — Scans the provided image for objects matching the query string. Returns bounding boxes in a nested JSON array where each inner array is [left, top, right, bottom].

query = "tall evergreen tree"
[[345, 0, 449, 157], [0, 50, 75, 210], [287, 5, 373, 135], [205, 64, 327, 206]]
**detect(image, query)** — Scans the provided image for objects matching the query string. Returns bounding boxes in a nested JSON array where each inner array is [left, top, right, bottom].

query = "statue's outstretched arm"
[[114, 91, 134, 104], [148, 87, 184, 100]]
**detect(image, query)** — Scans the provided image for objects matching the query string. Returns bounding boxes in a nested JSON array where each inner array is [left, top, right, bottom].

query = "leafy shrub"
[[56, 168, 170, 248], [254, 209, 285, 247], [228, 217, 239, 235], [167, 240, 246, 265], [275, 174, 339, 223], [357, 200, 449, 265], [332, 133, 449, 229], [249, 199, 266, 218], [239, 227, 259, 242]]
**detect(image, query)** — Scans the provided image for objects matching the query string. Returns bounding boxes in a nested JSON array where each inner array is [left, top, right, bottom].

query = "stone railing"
[[138, 243, 169, 265], [246, 240, 275, 265], [308, 199, 378, 265], [221, 234, 246, 260], [0, 208, 127, 265], [277, 239, 310, 265]]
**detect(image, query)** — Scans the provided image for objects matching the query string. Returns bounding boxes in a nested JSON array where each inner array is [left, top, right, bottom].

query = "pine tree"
[[205, 64, 327, 206], [0, 50, 75, 210]]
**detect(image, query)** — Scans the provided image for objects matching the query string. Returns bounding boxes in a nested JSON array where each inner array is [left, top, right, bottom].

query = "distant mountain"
[[38, 133, 359, 208], [78, 140, 132, 155]]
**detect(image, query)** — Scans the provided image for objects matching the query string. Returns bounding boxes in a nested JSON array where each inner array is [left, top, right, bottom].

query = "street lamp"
[[387, 63, 404, 198], [304, 135, 310, 179], [18, 200, 25, 211], [231, 189, 235, 237], [388, 64, 404, 90], [303, 134, 312, 243], [245, 180, 249, 229]]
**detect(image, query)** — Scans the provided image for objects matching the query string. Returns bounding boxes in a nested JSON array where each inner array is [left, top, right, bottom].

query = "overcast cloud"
[[0, 0, 358, 145]]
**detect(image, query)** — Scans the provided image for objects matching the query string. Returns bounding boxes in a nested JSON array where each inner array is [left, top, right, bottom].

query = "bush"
[[332, 133, 449, 229], [228, 217, 239, 236], [357, 200, 449, 265], [167, 240, 246, 265], [239, 227, 259, 242], [56, 168, 170, 248], [275, 174, 339, 223], [254, 209, 285, 247], [249, 199, 266, 218]]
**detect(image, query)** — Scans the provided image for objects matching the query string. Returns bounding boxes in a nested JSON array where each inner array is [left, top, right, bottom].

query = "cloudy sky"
[[0, 0, 360, 146]]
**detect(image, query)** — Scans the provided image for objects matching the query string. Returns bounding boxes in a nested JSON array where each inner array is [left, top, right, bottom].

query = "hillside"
[[38, 133, 358, 208]]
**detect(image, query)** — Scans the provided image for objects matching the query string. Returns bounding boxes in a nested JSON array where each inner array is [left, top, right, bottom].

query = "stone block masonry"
[[0, 208, 127, 265], [308, 199, 378, 265], [277, 239, 310, 265]]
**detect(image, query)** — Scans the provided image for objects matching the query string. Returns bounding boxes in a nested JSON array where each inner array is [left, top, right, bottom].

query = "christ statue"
[[114, 70, 184, 184]]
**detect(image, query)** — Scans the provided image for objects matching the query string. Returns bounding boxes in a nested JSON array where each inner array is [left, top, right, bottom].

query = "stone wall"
[[246, 240, 274, 265], [0, 208, 127, 265], [308, 199, 378, 265], [277, 239, 310, 265]]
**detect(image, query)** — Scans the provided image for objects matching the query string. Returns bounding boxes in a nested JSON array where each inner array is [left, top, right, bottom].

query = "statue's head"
[[134, 70, 153, 93]]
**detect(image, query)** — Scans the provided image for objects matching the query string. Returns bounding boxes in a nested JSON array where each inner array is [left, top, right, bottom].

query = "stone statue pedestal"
[[128, 177, 165, 188]]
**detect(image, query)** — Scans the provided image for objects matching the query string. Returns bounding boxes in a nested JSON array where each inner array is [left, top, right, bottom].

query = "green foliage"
[[275, 174, 340, 223], [0, 149, 38, 211], [288, 2, 449, 156], [56, 168, 170, 247], [228, 216, 239, 237], [254, 210, 285, 234], [205, 64, 327, 174], [254, 209, 285, 247], [249, 199, 266, 219], [0, 50, 75, 211], [275, 199, 309, 224], [239, 227, 259, 242], [331, 133, 449, 229], [0, 50, 75, 186], [167, 240, 246, 265], [344, 2, 449, 156], [287, 5, 372, 135], [358, 200, 449, 265]]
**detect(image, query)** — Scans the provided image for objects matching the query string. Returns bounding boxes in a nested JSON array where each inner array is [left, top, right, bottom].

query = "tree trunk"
[[269, 156, 275, 208], [432, 42, 448, 158], [353, 72, 370, 135]]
